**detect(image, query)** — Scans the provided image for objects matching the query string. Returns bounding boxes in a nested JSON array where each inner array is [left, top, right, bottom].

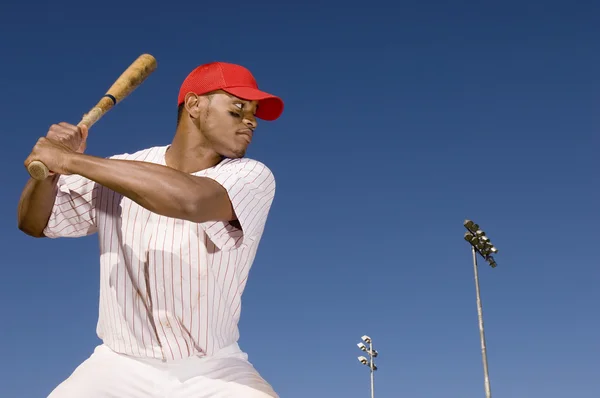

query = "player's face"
[[199, 91, 259, 159]]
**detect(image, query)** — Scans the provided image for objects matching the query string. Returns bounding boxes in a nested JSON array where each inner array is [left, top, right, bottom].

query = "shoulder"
[[201, 157, 276, 198], [208, 158, 275, 184], [107, 145, 167, 162], [214, 157, 274, 176]]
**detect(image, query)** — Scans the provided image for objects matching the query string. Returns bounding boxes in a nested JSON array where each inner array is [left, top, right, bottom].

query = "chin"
[[225, 148, 247, 159]]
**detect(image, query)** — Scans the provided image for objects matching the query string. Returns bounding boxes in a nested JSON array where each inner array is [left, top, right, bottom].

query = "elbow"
[[180, 190, 233, 224], [182, 198, 208, 223], [17, 219, 46, 238], [162, 178, 233, 223]]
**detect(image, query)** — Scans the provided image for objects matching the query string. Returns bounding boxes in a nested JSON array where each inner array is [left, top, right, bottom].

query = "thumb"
[[79, 124, 89, 142], [77, 125, 89, 153]]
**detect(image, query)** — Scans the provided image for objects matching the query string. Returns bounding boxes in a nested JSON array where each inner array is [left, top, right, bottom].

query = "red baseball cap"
[[177, 62, 284, 121]]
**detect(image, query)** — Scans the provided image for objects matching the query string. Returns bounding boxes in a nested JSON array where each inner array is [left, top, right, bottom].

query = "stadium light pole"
[[357, 335, 378, 398], [463, 219, 499, 398]]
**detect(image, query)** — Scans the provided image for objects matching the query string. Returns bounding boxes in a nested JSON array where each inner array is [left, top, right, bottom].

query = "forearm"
[[66, 153, 223, 222], [17, 175, 60, 237]]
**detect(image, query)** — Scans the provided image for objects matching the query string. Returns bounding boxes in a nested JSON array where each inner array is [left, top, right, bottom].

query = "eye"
[[234, 103, 243, 109]]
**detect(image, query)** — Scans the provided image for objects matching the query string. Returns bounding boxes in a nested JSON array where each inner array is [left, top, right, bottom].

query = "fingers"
[[24, 137, 46, 167], [57, 121, 86, 139], [24, 136, 67, 177], [46, 123, 70, 140], [50, 122, 80, 138], [46, 127, 70, 142], [45, 122, 85, 151]]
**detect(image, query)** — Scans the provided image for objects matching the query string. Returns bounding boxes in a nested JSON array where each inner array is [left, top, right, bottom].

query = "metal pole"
[[472, 246, 492, 398], [369, 340, 375, 398]]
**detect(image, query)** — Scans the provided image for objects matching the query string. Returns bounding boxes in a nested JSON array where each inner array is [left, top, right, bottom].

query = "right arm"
[[17, 175, 61, 237], [17, 173, 99, 238], [17, 121, 97, 239]]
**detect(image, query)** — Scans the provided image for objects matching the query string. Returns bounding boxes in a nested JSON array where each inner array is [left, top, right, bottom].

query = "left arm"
[[65, 152, 235, 223]]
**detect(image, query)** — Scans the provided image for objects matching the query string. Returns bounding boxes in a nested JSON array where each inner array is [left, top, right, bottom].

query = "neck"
[[165, 125, 223, 174]]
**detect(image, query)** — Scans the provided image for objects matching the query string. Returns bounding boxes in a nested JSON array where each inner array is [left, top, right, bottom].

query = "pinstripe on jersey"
[[43, 145, 276, 361]]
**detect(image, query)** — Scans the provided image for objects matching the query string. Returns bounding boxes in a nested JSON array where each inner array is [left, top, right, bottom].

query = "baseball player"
[[18, 62, 284, 398]]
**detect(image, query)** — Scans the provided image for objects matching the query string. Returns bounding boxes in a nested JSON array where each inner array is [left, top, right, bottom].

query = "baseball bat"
[[27, 53, 158, 181]]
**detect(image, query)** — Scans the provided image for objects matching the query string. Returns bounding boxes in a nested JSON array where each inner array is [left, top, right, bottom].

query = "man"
[[18, 61, 284, 398]]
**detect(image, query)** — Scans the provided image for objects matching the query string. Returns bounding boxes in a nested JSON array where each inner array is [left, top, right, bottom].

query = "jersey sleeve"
[[43, 174, 99, 238], [201, 159, 276, 251], [41, 146, 169, 239]]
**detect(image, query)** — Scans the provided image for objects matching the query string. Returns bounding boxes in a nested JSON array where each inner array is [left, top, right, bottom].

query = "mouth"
[[237, 129, 253, 143]]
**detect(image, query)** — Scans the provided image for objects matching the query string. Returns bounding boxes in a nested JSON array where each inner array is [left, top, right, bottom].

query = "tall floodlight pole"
[[357, 335, 378, 398], [463, 219, 499, 398]]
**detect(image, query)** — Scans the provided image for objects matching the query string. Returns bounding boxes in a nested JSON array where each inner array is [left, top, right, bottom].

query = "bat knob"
[[28, 160, 50, 180]]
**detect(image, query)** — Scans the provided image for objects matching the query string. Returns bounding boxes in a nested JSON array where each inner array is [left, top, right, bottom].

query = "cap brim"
[[223, 87, 284, 121]]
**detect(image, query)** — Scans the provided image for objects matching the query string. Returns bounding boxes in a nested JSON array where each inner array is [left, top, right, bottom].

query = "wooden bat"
[[27, 53, 158, 180]]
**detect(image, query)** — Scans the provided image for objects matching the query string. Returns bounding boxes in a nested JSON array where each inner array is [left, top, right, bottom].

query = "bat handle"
[[27, 160, 50, 181], [27, 120, 90, 181]]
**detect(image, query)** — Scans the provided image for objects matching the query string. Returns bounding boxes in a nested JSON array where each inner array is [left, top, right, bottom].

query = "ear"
[[184, 92, 203, 119]]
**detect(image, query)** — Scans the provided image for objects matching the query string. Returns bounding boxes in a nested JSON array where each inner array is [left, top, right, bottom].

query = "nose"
[[243, 115, 257, 130]]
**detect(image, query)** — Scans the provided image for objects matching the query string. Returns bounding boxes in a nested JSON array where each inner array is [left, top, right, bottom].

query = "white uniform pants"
[[47, 343, 278, 398]]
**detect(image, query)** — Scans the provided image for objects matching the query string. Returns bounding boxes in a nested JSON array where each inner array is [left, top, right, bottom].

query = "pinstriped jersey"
[[43, 145, 276, 361]]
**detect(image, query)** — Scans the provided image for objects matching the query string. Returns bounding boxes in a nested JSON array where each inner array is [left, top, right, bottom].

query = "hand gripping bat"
[[27, 53, 158, 180]]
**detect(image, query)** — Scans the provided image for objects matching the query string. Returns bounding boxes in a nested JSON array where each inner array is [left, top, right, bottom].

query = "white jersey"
[[43, 145, 276, 362]]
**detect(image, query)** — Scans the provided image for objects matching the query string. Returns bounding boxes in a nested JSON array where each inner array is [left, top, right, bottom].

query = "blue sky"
[[1, 0, 598, 397]]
